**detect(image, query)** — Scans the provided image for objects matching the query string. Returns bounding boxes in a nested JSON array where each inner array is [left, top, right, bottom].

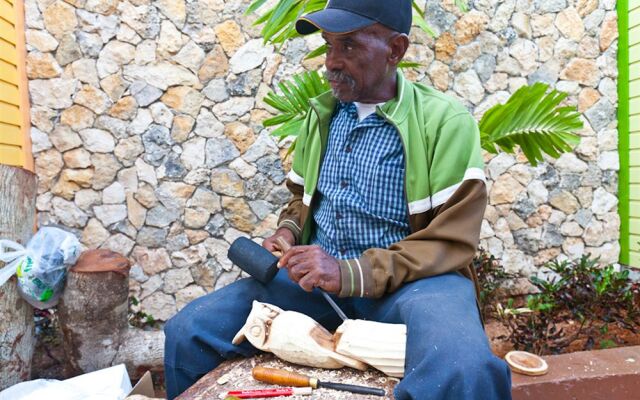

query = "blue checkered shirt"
[[310, 102, 411, 259]]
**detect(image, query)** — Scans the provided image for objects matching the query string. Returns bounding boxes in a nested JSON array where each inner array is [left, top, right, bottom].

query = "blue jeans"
[[164, 271, 512, 399]]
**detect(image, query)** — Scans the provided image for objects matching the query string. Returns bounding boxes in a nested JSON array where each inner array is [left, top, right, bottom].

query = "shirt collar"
[[337, 102, 388, 127]]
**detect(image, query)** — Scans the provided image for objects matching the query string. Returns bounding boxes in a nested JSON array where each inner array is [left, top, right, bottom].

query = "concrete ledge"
[[512, 346, 640, 399], [178, 346, 640, 399]]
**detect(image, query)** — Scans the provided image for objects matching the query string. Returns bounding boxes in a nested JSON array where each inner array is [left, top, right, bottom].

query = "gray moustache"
[[324, 71, 355, 86]]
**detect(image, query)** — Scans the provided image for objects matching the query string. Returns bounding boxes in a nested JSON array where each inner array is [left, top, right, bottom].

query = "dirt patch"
[[486, 317, 640, 359]]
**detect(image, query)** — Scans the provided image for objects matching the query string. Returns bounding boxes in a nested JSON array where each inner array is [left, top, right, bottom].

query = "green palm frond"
[[246, 0, 437, 49], [263, 70, 330, 143], [304, 44, 327, 59], [398, 61, 423, 69], [249, 0, 327, 46], [479, 83, 582, 166], [455, 0, 469, 12], [412, 12, 437, 38], [248, 2, 583, 167]]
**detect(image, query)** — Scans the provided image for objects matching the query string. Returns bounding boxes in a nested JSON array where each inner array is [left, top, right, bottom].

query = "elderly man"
[[164, 1, 512, 398]]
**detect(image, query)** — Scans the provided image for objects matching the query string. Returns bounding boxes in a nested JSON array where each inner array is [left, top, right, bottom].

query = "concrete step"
[[513, 345, 640, 399], [178, 346, 640, 399]]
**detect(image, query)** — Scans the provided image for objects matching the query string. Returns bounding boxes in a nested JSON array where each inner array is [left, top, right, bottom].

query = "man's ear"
[[388, 34, 410, 66]]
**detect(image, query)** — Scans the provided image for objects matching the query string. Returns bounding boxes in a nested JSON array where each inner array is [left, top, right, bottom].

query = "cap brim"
[[295, 8, 376, 35]]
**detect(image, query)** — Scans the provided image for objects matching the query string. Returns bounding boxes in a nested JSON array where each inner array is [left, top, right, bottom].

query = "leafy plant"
[[479, 82, 582, 166], [128, 296, 157, 329], [264, 75, 583, 165], [599, 339, 617, 349], [473, 248, 517, 318], [246, 0, 328, 47], [497, 296, 565, 354], [247, 0, 440, 50], [497, 256, 640, 355], [263, 70, 329, 145], [454, 0, 469, 12], [248, 2, 583, 164]]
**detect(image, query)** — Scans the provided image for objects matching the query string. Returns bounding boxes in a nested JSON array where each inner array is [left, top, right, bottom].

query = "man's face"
[[322, 25, 397, 103]]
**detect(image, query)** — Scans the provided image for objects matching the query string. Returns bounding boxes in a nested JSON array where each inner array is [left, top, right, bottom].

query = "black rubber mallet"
[[227, 237, 348, 321]]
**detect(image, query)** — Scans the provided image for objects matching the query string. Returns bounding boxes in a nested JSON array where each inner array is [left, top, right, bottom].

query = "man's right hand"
[[262, 227, 296, 253]]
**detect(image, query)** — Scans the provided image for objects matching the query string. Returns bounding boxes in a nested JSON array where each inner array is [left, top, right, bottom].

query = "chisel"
[[275, 237, 348, 321], [226, 387, 312, 398], [252, 366, 386, 397]]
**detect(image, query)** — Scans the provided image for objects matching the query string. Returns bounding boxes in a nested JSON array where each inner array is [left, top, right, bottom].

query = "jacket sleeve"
[[275, 110, 314, 244], [336, 112, 488, 298], [276, 178, 304, 244]]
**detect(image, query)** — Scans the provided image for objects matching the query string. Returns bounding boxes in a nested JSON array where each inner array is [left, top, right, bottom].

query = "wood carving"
[[334, 319, 406, 378], [269, 236, 407, 377], [232, 301, 367, 371]]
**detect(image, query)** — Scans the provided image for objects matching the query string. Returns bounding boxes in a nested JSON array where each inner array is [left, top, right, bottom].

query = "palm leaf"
[[411, 1, 426, 18], [398, 61, 423, 68], [455, 0, 469, 12], [263, 70, 330, 141], [246, 0, 437, 48], [245, 0, 268, 15], [305, 44, 327, 59], [479, 83, 582, 166], [412, 12, 437, 38], [247, 2, 583, 168], [247, 0, 326, 45]]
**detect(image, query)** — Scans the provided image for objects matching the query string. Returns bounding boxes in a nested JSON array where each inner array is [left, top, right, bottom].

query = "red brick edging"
[[512, 345, 640, 399]]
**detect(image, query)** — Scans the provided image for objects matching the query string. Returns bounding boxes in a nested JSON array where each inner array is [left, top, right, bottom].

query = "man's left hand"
[[278, 245, 341, 294]]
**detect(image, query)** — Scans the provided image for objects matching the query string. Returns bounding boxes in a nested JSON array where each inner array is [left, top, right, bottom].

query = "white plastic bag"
[[0, 364, 133, 400], [0, 226, 81, 309]]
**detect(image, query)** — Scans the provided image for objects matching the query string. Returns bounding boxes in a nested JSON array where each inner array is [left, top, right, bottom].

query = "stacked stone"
[[26, 0, 619, 320], [419, 0, 620, 283], [26, 0, 298, 320]]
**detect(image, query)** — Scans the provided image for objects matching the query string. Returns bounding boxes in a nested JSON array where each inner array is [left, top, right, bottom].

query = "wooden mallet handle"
[[274, 235, 348, 321], [252, 366, 317, 388], [275, 236, 292, 253]]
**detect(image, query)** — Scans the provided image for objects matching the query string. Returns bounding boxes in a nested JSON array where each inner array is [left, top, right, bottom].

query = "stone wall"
[[26, 0, 619, 321]]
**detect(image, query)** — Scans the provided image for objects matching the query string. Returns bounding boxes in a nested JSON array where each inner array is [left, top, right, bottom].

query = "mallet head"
[[227, 237, 278, 284]]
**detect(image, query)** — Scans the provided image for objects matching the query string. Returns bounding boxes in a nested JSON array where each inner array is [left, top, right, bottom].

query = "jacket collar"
[[378, 72, 410, 124]]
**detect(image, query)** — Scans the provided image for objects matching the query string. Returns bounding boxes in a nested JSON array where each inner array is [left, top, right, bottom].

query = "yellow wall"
[[0, 0, 32, 170]]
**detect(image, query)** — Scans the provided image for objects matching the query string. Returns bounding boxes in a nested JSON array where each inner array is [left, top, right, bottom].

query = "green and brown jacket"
[[278, 73, 487, 299]]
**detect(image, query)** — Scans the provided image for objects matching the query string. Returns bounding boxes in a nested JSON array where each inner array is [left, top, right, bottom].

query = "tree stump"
[[0, 165, 37, 390], [176, 354, 398, 400], [58, 249, 164, 379]]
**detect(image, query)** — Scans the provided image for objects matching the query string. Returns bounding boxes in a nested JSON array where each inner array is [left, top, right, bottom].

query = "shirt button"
[[340, 248, 346, 255], [336, 212, 343, 220], [345, 145, 352, 153], [340, 180, 348, 188]]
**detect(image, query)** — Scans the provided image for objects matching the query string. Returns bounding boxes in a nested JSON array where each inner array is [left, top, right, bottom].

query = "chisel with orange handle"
[[252, 366, 386, 396], [226, 387, 312, 398]]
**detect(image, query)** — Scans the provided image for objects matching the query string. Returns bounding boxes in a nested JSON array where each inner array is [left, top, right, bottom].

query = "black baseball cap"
[[296, 0, 412, 35]]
